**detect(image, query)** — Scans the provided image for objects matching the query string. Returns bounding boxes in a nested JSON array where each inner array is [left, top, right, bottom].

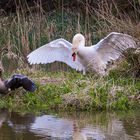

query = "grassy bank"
[[0, 66, 140, 113], [0, 1, 140, 113]]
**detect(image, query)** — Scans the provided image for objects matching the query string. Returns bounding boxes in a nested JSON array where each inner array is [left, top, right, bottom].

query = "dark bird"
[[0, 67, 36, 94]]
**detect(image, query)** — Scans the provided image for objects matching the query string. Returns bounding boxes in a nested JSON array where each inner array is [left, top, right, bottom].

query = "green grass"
[[0, 67, 139, 113]]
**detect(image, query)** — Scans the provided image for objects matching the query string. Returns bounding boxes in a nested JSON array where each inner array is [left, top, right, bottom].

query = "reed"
[[0, 0, 139, 72]]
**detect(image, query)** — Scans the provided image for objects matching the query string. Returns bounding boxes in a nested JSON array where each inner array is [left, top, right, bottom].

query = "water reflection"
[[0, 109, 139, 140]]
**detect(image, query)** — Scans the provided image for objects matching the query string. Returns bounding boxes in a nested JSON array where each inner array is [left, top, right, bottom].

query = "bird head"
[[72, 33, 85, 61]]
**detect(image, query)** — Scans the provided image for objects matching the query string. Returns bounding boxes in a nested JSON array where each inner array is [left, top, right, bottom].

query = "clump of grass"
[[0, 68, 139, 113], [122, 47, 140, 77]]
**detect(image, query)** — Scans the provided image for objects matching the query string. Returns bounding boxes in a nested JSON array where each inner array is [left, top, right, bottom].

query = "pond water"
[[0, 109, 139, 140]]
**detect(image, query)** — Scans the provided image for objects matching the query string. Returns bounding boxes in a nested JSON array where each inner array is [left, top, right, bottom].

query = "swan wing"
[[27, 38, 84, 71], [95, 32, 137, 64]]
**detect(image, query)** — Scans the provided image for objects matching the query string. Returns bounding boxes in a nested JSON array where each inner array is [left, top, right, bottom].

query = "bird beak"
[[72, 47, 77, 61], [72, 52, 76, 61]]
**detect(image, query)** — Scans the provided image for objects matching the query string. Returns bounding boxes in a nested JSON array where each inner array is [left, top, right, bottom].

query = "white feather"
[[27, 32, 137, 75], [75, 32, 137, 75], [27, 38, 84, 72]]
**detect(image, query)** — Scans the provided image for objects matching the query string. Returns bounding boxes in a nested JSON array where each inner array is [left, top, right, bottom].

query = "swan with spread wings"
[[27, 32, 137, 75]]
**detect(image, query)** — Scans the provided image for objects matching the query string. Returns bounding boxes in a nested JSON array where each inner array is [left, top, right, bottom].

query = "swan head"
[[72, 33, 85, 61]]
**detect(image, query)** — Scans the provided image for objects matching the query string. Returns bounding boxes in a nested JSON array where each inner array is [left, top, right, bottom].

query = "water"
[[0, 109, 139, 140]]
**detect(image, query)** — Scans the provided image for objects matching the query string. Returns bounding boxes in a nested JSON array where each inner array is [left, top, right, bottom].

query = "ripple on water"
[[0, 110, 139, 140]]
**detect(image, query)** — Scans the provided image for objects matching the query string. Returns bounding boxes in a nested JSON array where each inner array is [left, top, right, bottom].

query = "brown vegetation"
[[0, 0, 140, 73]]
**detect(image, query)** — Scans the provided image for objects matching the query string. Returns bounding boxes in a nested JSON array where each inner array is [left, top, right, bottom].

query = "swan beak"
[[72, 47, 77, 61], [72, 52, 76, 61]]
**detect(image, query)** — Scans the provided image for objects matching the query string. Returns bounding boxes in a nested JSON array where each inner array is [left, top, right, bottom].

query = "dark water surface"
[[0, 109, 139, 140]]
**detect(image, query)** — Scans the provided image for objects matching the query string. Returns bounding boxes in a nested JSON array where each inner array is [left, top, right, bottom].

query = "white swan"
[[27, 32, 137, 75]]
